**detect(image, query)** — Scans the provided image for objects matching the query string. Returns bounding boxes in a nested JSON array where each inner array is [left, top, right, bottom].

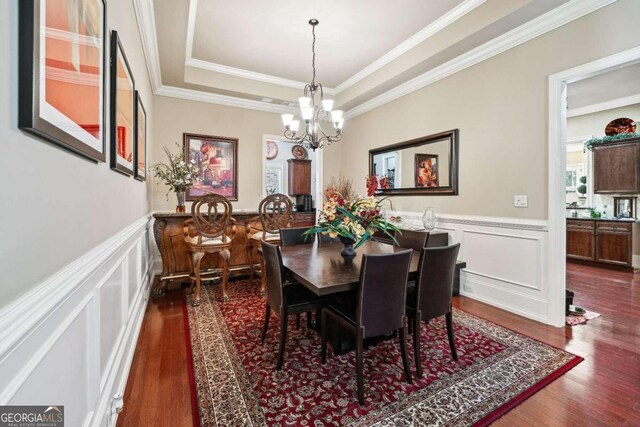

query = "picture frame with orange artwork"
[[415, 154, 439, 188]]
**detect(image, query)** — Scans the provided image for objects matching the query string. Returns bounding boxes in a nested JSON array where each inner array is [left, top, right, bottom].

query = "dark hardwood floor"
[[117, 264, 640, 426]]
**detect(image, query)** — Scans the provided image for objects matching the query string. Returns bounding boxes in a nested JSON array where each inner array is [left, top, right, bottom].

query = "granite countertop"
[[566, 216, 638, 223]]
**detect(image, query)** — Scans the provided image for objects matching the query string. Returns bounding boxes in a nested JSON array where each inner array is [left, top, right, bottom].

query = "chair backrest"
[[259, 193, 292, 234], [413, 244, 461, 320], [356, 250, 413, 339], [394, 230, 428, 251], [280, 227, 315, 246], [191, 194, 232, 240], [261, 241, 286, 310]]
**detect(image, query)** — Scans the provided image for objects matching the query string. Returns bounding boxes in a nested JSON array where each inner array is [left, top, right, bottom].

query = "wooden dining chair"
[[394, 230, 428, 251], [406, 244, 461, 378], [260, 241, 325, 370], [321, 249, 414, 405], [246, 194, 292, 294], [183, 194, 235, 305]]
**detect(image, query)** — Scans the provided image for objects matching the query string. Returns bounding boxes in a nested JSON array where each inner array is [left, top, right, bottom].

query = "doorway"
[[547, 46, 640, 326]]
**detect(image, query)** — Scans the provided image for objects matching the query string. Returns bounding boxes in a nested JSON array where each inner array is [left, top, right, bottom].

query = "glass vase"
[[422, 207, 436, 232], [176, 191, 186, 213]]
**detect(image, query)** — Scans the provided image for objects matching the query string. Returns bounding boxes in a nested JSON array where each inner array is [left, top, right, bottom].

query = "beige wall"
[[151, 96, 284, 211], [567, 104, 640, 139], [0, 0, 153, 308], [327, 0, 640, 219]]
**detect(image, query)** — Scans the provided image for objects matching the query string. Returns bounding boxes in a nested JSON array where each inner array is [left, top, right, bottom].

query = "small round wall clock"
[[291, 144, 308, 159], [266, 141, 278, 160]]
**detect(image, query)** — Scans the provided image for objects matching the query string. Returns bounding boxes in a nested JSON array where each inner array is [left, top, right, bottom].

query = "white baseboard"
[[633, 255, 640, 270], [0, 215, 154, 427]]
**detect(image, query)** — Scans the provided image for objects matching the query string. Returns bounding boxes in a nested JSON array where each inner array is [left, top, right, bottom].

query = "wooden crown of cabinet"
[[593, 139, 640, 194], [288, 159, 311, 195]]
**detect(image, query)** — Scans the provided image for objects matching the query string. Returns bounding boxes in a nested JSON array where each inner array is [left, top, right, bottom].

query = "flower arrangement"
[[305, 177, 399, 250], [151, 143, 200, 195], [365, 174, 391, 196]]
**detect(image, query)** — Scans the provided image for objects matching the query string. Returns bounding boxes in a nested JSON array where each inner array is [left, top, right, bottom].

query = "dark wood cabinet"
[[567, 220, 595, 261], [593, 139, 640, 194], [290, 211, 315, 227], [566, 219, 634, 268], [595, 222, 632, 266], [287, 159, 311, 195]]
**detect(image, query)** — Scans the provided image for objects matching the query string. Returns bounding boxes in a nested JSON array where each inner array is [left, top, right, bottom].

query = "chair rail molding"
[[389, 211, 549, 323], [0, 214, 155, 427]]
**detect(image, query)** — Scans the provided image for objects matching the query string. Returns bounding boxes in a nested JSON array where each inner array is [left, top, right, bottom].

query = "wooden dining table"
[[281, 239, 467, 297]]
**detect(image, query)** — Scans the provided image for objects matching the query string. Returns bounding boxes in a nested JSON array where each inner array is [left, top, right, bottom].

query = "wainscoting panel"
[[0, 215, 155, 427], [393, 212, 550, 323]]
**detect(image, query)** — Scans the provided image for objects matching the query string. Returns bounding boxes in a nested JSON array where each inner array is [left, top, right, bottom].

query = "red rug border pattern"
[[183, 282, 584, 426]]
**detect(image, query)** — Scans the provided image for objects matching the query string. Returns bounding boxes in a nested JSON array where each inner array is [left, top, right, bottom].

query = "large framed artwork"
[[109, 31, 135, 176], [415, 153, 439, 188], [134, 91, 146, 181], [18, 0, 107, 162], [184, 133, 238, 201]]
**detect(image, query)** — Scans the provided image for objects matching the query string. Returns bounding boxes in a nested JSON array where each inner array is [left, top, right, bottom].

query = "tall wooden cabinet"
[[593, 139, 640, 193], [287, 159, 311, 195]]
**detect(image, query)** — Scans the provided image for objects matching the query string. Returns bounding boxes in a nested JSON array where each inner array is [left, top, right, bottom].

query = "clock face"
[[266, 141, 278, 160]]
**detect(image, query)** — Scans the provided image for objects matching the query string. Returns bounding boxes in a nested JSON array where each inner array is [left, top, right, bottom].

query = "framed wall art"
[[134, 91, 146, 181], [184, 133, 238, 201], [19, 0, 107, 162], [415, 153, 439, 188], [109, 30, 135, 176]]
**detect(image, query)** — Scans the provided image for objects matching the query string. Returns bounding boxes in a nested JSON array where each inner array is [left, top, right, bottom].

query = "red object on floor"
[[184, 281, 582, 426]]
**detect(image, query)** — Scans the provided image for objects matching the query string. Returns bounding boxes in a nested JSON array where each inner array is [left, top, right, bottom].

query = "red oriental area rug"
[[183, 280, 582, 426]]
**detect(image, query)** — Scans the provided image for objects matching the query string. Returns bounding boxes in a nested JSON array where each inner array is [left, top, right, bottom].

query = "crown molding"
[[133, 0, 162, 92], [567, 93, 640, 117], [333, 0, 486, 93], [345, 0, 617, 120], [182, 0, 481, 96], [186, 57, 325, 92], [155, 85, 298, 114]]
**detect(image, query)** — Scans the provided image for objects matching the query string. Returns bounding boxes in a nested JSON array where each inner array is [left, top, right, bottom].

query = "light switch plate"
[[514, 195, 528, 207]]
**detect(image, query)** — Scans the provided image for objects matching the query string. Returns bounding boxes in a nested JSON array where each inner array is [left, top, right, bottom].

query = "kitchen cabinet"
[[566, 218, 634, 268], [593, 139, 640, 194], [567, 219, 595, 261], [287, 159, 311, 195]]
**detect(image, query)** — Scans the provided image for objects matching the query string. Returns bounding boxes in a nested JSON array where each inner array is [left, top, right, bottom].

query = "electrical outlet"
[[514, 195, 528, 208]]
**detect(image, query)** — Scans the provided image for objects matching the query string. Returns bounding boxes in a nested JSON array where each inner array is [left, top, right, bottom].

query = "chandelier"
[[281, 19, 343, 151]]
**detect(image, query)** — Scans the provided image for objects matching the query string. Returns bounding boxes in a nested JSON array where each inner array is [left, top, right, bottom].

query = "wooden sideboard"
[[153, 210, 317, 295], [153, 212, 262, 296]]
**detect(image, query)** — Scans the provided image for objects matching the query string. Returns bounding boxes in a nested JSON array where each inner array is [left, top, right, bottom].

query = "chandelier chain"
[[311, 24, 316, 87]]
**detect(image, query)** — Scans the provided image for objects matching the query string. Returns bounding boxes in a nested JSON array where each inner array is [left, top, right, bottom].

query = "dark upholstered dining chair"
[[260, 241, 325, 371], [406, 244, 461, 378], [394, 230, 428, 251], [280, 226, 314, 246], [321, 249, 414, 405]]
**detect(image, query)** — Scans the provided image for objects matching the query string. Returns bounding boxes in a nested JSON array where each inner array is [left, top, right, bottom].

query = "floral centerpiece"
[[304, 177, 399, 257], [152, 143, 200, 212]]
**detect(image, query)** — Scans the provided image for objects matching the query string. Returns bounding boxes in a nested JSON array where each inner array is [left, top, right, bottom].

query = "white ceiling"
[[148, 0, 591, 113], [191, 0, 464, 88], [568, 62, 640, 110]]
